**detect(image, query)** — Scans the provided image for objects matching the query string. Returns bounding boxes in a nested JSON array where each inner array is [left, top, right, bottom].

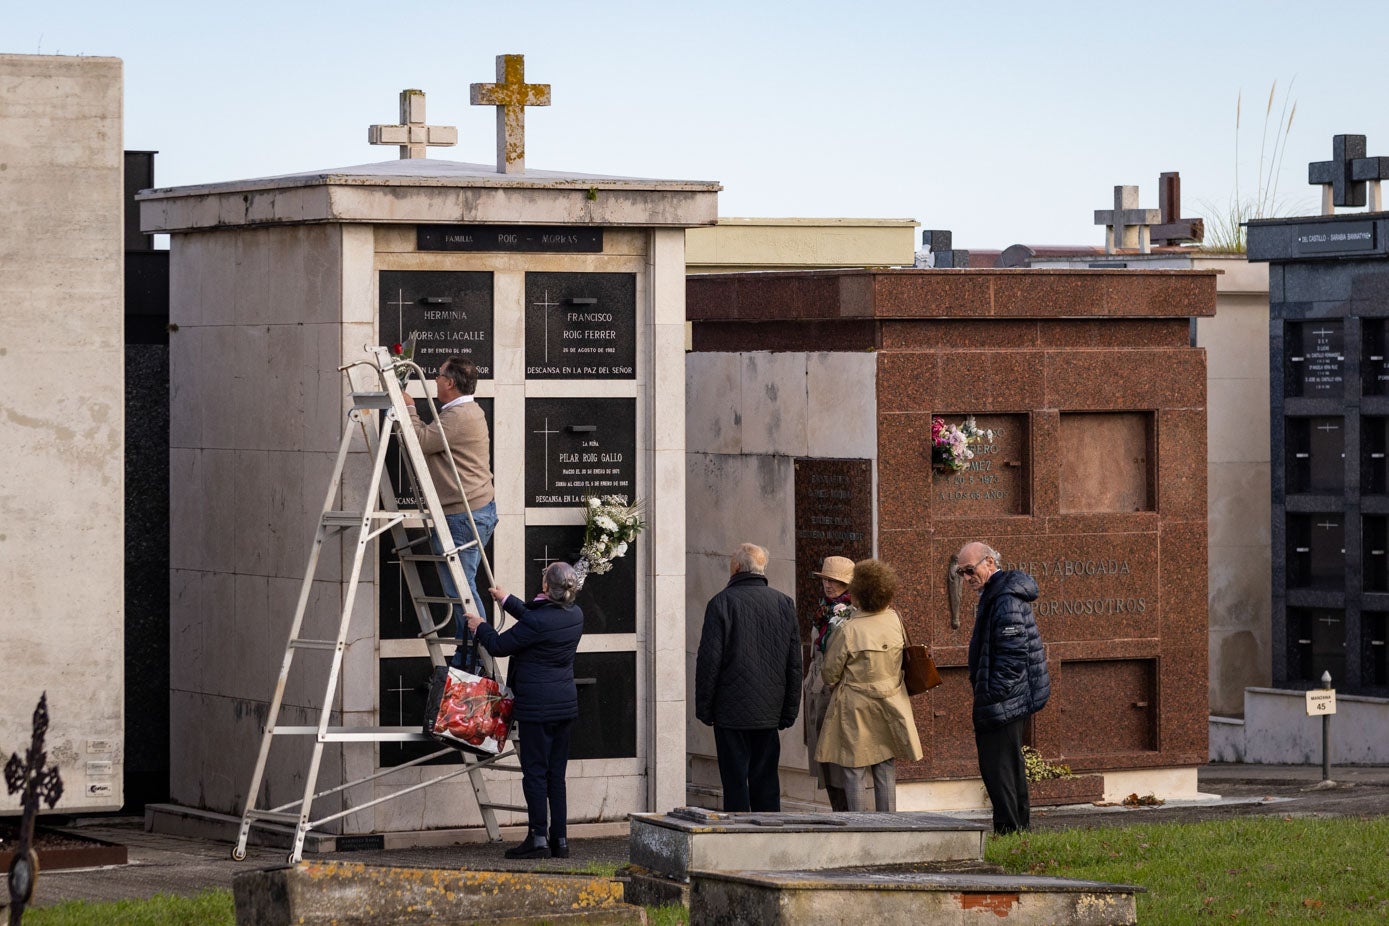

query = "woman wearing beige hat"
[[815, 558, 923, 811], [803, 555, 855, 811]]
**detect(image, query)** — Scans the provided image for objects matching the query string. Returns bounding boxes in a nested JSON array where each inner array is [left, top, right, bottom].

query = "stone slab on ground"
[[631, 808, 987, 879], [232, 860, 643, 925], [689, 868, 1140, 925]]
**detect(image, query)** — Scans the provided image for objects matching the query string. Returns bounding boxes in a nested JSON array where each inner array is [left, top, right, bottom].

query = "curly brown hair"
[[848, 558, 898, 613]]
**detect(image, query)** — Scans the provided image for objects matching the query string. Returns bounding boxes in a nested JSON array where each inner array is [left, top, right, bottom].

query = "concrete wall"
[[684, 351, 877, 808], [1213, 687, 1389, 764], [686, 218, 918, 273], [0, 55, 125, 812]]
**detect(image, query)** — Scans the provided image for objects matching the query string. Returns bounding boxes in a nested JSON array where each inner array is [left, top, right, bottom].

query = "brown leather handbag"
[[901, 619, 942, 695]]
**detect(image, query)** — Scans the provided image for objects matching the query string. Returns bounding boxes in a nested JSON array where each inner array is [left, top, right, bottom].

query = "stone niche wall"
[[687, 269, 1215, 798]]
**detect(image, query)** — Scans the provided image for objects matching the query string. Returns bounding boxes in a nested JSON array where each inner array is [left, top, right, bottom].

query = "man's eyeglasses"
[[954, 559, 988, 578]]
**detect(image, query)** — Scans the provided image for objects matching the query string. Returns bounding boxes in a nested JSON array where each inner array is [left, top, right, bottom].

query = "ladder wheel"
[[231, 846, 247, 861]]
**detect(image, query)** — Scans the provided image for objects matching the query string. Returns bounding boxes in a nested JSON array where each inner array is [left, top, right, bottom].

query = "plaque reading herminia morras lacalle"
[[379, 270, 494, 378]]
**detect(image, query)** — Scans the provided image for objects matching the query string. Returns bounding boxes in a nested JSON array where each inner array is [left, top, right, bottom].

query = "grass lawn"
[[23, 890, 234, 926], [986, 814, 1389, 924]]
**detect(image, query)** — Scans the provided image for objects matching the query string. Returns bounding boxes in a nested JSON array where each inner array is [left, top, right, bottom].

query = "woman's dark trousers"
[[518, 719, 575, 838]]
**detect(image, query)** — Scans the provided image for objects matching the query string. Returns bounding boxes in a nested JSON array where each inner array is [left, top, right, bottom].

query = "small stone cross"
[[1149, 172, 1205, 246], [470, 54, 551, 174], [5, 693, 64, 923], [1309, 134, 1389, 213], [369, 89, 458, 159], [1094, 186, 1162, 254]]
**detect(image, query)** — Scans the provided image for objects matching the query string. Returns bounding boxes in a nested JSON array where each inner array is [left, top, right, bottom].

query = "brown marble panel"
[[793, 458, 874, 640], [1036, 318, 1190, 349], [930, 414, 1029, 518], [1055, 659, 1158, 756], [1103, 272, 1217, 318], [880, 319, 1040, 351], [690, 319, 878, 353], [991, 273, 1103, 317], [1031, 411, 1061, 517], [1058, 412, 1154, 513], [868, 272, 994, 317], [897, 665, 976, 780], [875, 352, 940, 414], [1001, 534, 1160, 644], [934, 350, 1047, 413], [1044, 349, 1206, 410], [687, 271, 874, 321], [875, 414, 936, 532], [1157, 408, 1207, 520]]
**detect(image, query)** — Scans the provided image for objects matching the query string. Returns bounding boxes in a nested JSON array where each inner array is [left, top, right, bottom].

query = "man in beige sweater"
[[403, 356, 496, 667]]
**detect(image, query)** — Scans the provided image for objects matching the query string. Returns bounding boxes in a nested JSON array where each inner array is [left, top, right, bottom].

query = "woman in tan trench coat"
[[814, 558, 923, 811]]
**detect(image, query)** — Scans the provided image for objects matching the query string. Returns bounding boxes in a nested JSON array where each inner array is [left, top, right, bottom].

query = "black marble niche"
[[525, 397, 636, 508], [378, 656, 450, 767], [525, 524, 636, 634], [378, 399, 494, 640], [570, 651, 638, 760], [1285, 416, 1346, 494], [380, 271, 494, 379], [524, 272, 636, 380], [1285, 321, 1345, 398]]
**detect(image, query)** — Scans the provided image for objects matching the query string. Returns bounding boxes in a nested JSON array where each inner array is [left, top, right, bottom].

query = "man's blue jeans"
[[430, 500, 498, 654]]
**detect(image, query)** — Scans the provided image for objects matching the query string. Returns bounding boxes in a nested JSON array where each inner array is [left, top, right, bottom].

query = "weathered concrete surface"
[[232, 860, 644, 925], [630, 809, 986, 878], [0, 53, 126, 814], [689, 869, 1140, 926]]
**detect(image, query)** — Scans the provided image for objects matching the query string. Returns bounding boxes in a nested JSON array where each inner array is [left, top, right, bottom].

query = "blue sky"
[[7, 0, 1388, 248]]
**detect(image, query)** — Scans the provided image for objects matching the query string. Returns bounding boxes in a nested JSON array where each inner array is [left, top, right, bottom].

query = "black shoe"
[[504, 833, 549, 859], [550, 836, 569, 858]]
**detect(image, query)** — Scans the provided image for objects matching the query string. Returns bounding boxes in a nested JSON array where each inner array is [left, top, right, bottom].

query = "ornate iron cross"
[[5, 692, 64, 925]]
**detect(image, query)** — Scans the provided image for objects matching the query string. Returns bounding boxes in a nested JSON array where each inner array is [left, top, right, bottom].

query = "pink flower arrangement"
[[931, 415, 993, 473]]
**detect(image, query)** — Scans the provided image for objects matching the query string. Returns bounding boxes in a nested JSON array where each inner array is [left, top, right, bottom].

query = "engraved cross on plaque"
[[1094, 185, 1162, 255], [534, 290, 561, 362], [386, 675, 412, 724], [369, 89, 459, 159], [532, 417, 561, 488], [470, 54, 551, 174]]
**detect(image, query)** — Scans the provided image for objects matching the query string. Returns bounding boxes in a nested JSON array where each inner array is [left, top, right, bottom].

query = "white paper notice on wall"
[[1305, 689, 1337, 716]]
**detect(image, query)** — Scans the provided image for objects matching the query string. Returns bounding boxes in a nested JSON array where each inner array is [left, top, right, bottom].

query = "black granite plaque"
[[1295, 221, 1376, 256], [380, 271, 494, 379], [525, 272, 636, 379], [793, 459, 873, 637], [1365, 612, 1388, 688], [1285, 416, 1345, 494], [418, 225, 603, 253], [1287, 513, 1345, 590], [379, 399, 495, 640], [525, 524, 636, 634], [1365, 516, 1389, 592], [1288, 608, 1347, 685], [379, 656, 452, 767], [1286, 321, 1345, 398], [1364, 417, 1389, 495], [569, 651, 637, 760], [525, 398, 636, 507], [1363, 320, 1389, 396]]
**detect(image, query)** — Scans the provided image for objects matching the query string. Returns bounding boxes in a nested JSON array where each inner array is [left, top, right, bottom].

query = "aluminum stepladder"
[[232, 345, 521, 863]]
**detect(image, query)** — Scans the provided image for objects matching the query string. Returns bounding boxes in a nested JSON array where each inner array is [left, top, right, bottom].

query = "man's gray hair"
[[983, 545, 1002, 565], [730, 543, 769, 575]]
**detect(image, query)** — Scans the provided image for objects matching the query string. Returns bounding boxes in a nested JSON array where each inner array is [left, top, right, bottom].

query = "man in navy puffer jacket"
[[958, 541, 1050, 835]]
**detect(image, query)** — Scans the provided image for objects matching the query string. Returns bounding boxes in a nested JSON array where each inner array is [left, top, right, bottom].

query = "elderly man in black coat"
[[695, 543, 802, 812], [958, 540, 1051, 835]]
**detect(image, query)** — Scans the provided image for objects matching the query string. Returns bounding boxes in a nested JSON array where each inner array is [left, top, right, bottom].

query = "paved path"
[[25, 763, 1389, 907]]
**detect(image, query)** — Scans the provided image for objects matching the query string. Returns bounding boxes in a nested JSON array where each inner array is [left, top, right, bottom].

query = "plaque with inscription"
[[525, 272, 636, 379], [1285, 416, 1345, 495], [793, 459, 873, 635], [932, 415, 1029, 517], [569, 651, 637, 760], [379, 400, 494, 639], [1295, 221, 1376, 257], [380, 271, 494, 379], [525, 524, 636, 634], [418, 225, 603, 253], [1286, 321, 1344, 399], [1287, 513, 1345, 590], [525, 398, 635, 507]]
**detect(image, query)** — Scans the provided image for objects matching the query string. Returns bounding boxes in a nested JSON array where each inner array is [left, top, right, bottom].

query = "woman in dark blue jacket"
[[466, 561, 584, 859]]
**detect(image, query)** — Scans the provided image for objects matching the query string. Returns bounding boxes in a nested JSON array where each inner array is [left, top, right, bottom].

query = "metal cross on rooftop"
[[1094, 185, 1162, 255], [1150, 172, 1205, 247], [471, 54, 551, 174], [1309, 134, 1389, 213], [369, 89, 458, 159]]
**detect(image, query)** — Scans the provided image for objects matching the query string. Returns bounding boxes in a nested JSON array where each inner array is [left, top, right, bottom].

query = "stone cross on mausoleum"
[[1309, 134, 1389, 214], [368, 89, 458, 159], [1094, 185, 1162, 255], [471, 53, 551, 174], [1150, 171, 1205, 247]]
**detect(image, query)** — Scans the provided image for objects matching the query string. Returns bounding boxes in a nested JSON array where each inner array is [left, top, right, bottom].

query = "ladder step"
[[274, 726, 434, 742], [477, 802, 529, 813], [482, 763, 523, 773], [245, 808, 303, 824], [399, 553, 450, 563], [351, 391, 393, 410], [416, 595, 466, 605], [289, 639, 340, 651]]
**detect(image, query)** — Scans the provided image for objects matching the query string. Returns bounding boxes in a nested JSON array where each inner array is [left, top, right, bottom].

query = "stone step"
[[689, 868, 1141, 926], [630, 809, 988, 883]]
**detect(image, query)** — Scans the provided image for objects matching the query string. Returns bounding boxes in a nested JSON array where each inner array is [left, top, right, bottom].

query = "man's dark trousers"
[[975, 716, 1029, 834], [713, 726, 782, 812]]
